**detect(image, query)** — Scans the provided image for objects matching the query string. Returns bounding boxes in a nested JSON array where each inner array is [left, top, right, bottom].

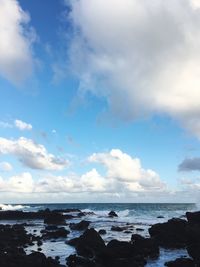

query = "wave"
[[0, 204, 30, 211], [82, 208, 130, 218]]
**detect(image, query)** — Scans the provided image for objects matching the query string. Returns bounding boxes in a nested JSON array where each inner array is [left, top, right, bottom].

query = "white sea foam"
[[0, 204, 30, 211]]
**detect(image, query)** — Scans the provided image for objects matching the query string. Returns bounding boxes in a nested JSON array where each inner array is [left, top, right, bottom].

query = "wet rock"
[[67, 237, 79, 247], [108, 211, 118, 217], [149, 218, 188, 248], [164, 258, 195, 266], [99, 229, 106, 235], [157, 216, 164, 218], [187, 243, 200, 263], [186, 211, 200, 225], [75, 228, 106, 258], [111, 226, 123, 232], [136, 228, 144, 231], [69, 220, 90, 231], [124, 230, 132, 234], [66, 254, 96, 267], [42, 227, 70, 239], [106, 239, 134, 258], [131, 234, 159, 259], [44, 212, 66, 225]]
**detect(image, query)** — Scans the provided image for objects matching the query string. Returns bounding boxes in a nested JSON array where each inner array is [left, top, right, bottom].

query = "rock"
[[111, 226, 123, 232], [108, 211, 118, 217], [75, 228, 106, 258], [44, 212, 66, 225], [136, 228, 144, 231], [99, 229, 107, 235], [149, 218, 188, 248], [186, 211, 200, 224], [70, 220, 90, 231], [66, 254, 96, 267], [187, 243, 200, 263], [131, 234, 159, 259], [42, 227, 70, 239], [106, 239, 134, 258], [45, 225, 58, 231], [165, 258, 195, 267], [67, 237, 79, 247], [157, 216, 164, 218]]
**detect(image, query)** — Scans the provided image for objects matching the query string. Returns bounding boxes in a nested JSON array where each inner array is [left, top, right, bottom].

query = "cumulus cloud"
[[66, 0, 200, 137], [0, 137, 69, 170], [14, 119, 32, 131], [0, 0, 36, 84], [0, 162, 12, 171], [89, 149, 166, 192], [0, 149, 166, 196], [179, 157, 200, 171]]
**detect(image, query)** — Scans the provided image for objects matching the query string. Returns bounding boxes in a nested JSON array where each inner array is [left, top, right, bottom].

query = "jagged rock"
[[149, 218, 188, 248], [111, 226, 124, 232], [44, 213, 66, 225], [69, 220, 90, 231], [165, 258, 195, 267], [74, 228, 106, 258], [108, 211, 118, 217], [99, 229, 106, 235]]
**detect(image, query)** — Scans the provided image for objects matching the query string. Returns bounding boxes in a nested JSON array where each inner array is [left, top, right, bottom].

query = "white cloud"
[[0, 137, 69, 170], [14, 119, 32, 131], [0, 162, 12, 171], [0, 0, 36, 84], [80, 168, 106, 192], [66, 0, 200, 137], [89, 149, 166, 192], [0, 149, 166, 196]]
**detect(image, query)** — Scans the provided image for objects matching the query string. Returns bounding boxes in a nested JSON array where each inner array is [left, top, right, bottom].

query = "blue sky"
[[1, 0, 200, 203]]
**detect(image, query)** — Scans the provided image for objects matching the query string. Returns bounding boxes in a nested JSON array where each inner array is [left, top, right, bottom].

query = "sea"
[[0, 203, 198, 266]]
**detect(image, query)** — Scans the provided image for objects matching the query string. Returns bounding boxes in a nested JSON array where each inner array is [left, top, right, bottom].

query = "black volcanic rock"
[[165, 258, 195, 267], [69, 220, 90, 231], [44, 212, 66, 225], [42, 227, 70, 239], [149, 218, 188, 248], [186, 211, 200, 224], [108, 211, 118, 217], [75, 228, 106, 258], [111, 226, 124, 232], [99, 229, 106, 235]]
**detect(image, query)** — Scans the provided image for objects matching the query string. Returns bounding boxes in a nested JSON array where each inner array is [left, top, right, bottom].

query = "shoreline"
[[0, 207, 199, 266]]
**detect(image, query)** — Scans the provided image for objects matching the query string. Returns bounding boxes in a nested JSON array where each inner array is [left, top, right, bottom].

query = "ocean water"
[[0, 203, 197, 266]]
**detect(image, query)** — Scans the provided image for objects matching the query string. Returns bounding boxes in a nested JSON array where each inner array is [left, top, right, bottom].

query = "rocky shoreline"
[[0, 208, 199, 266]]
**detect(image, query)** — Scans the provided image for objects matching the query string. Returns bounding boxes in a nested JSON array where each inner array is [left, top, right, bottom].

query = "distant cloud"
[[89, 149, 166, 192], [179, 157, 200, 172], [0, 119, 32, 131], [0, 149, 166, 195], [0, 0, 36, 84], [66, 0, 200, 138], [0, 137, 70, 171], [0, 162, 12, 172], [14, 119, 32, 131]]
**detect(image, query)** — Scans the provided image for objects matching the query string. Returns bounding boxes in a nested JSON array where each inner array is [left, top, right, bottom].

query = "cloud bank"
[[0, 0, 36, 84], [67, 0, 200, 137], [0, 149, 166, 196]]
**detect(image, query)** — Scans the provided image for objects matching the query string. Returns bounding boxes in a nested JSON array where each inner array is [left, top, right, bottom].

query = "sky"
[[1, 0, 200, 203]]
